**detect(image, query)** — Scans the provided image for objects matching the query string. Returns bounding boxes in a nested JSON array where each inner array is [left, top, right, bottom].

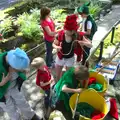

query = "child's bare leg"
[[55, 64, 63, 82], [46, 106, 53, 119]]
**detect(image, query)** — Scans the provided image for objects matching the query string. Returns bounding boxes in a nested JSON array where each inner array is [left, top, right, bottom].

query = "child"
[[0, 48, 41, 120], [53, 14, 92, 81], [31, 57, 55, 109], [77, 3, 97, 66], [40, 7, 57, 68], [48, 65, 89, 119]]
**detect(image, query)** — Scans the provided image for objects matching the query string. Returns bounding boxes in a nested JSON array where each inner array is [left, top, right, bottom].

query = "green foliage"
[[30, 8, 40, 22], [3, 2, 30, 16], [0, 11, 9, 21], [95, 25, 120, 56], [20, 21, 41, 41], [89, 2, 102, 19], [0, 17, 14, 38], [20, 44, 29, 51], [17, 10, 41, 42], [50, 9, 67, 23]]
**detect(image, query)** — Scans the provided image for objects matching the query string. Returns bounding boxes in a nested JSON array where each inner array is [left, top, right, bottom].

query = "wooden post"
[[111, 27, 115, 43], [98, 41, 104, 61]]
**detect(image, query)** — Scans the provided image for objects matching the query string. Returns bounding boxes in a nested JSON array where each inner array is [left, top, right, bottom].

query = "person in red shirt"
[[40, 7, 57, 68], [31, 57, 54, 110], [53, 14, 92, 81]]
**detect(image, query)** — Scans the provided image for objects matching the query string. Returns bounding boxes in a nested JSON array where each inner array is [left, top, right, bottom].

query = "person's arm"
[[84, 21, 92, 35], [0, 73, 11, 86], [40, 80, 51, 87], [78, 36, 92, 48], [62, 85, 82, 93], [52, 39, 62, 51], [84, 79, 89, 88], [44, 26, 57, 37]]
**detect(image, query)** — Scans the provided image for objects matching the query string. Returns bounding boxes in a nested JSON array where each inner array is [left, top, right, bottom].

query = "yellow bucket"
[[89, 71, 108, 96], [69, 89, 108, 120]]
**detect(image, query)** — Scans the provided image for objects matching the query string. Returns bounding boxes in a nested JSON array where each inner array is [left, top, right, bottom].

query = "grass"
[[94, 24, 120, 57]]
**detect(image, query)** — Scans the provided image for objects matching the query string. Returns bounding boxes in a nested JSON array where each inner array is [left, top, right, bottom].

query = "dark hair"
[[74, 65, 89, 81], [40, 7, 51, 20]]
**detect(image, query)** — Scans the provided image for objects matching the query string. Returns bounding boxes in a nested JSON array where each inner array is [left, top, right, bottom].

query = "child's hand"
[[75, 88, 83, 93], [2, 72, 11, 82], [0, 73, 11, 86], [78, 41, 84, 46], [56, 46, 62, 52]]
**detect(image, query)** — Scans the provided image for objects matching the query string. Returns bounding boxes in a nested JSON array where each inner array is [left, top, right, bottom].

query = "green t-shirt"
[[54, 67, 79, 111]]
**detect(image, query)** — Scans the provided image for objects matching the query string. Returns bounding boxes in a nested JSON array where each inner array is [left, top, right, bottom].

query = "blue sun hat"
[[7, 48, 30, 70]]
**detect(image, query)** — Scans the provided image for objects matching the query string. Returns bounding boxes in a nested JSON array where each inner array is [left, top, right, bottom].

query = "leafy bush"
[[0, 17, 16, 38], [17, 11, 42, 42], [89, 2, 102, 19], [30, 8, 40, 22], [20, 21, 41, 42], [50, 9, 67, 23]]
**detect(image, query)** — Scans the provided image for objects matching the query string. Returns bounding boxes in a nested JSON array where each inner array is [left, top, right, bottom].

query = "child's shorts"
[[55, 55, 75, 67]]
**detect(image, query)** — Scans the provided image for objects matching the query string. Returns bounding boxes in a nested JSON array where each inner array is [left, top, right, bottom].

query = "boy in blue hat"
[[77, 3, 97, 67], [0, 48, 42, 120]]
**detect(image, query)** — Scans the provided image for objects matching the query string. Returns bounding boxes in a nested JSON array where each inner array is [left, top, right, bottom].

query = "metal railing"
[[90, 19, 120, 61]]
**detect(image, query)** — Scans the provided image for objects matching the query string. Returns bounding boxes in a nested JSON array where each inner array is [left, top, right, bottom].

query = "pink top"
[[41, 18, 55, 42]]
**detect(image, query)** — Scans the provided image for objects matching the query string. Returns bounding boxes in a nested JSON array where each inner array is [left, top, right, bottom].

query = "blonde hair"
[[31, 57, 45, 68]]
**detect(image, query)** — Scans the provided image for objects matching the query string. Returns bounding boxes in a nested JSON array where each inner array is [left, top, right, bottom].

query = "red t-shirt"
[[41, 18, 55, 42], [36, 66, 51, 90]]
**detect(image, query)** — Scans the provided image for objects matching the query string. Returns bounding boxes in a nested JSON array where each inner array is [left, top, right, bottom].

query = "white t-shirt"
[[82, 18, 92, 32]]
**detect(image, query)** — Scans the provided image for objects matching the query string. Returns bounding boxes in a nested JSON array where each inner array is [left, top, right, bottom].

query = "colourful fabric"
[[76, 102, 95, 118], [51, 67, 77, 111], [36, 66, 51, 90], [91, 110, 105, 119], [41, 19, 55, 42], [109, 98, 119, 120], [0, 52, 26, 99], [88, 77, 96, 85], [57, 30, 84, 62], [77, 5, 89, 14], [7, 48, 30, 70], [64, 14, 79, 31], [88, 83, 103, 92]]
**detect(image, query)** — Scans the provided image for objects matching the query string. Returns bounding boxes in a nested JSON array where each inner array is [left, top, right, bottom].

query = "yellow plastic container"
[[69, 89, 108, 120], [89, 71, 108, 96]]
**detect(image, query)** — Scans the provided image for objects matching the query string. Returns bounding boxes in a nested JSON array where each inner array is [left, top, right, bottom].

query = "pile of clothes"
[[76, 102, 105, 119], [88, 77, 103, 92]]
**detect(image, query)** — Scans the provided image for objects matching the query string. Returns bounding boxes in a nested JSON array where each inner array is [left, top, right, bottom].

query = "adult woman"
[[53, 14, 92, 81], [40, 7, 57, 68]]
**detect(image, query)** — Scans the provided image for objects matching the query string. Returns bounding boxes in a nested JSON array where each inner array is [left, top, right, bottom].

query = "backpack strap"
[[57, 30, 65, 42], [57, 30, 65, 59]]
